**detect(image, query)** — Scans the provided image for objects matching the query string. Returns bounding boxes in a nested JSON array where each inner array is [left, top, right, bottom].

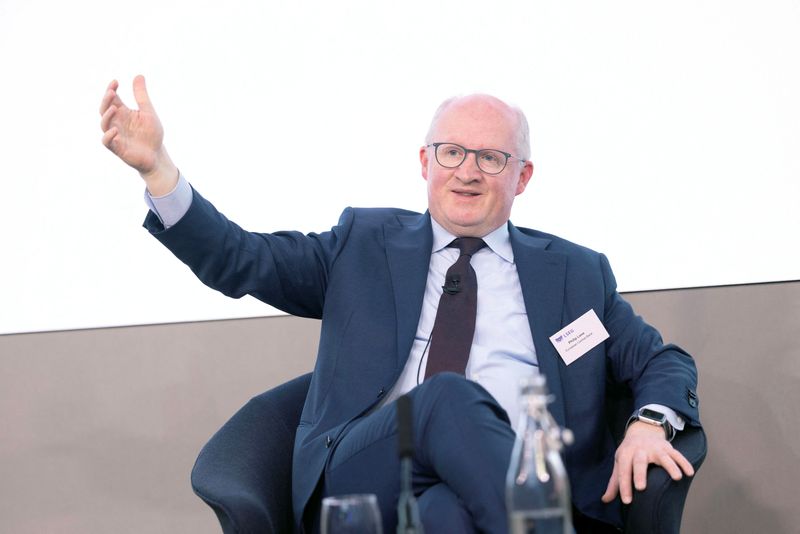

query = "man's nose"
[[456, 152, 482, 181]]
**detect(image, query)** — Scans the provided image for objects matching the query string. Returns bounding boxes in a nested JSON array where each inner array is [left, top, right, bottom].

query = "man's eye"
[[480, 152, 500, 163], [440, 145, 465, 159]]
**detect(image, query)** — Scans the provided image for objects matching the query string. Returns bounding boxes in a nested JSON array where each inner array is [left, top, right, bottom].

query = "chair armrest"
[[624, 424, 708, 534], [191, 373, 312, 534]]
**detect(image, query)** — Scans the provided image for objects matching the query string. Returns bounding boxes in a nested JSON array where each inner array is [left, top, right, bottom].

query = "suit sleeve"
[[143, 186, 354, 319], [599, 253, 701, 426]]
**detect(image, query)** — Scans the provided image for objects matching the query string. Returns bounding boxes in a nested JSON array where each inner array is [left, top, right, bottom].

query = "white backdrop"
[[1, 0, 798, 334]]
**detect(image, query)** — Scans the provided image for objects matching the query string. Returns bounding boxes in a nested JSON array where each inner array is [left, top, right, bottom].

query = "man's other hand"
[[601, 421, 695, 505], [99, 75, 178, 196]]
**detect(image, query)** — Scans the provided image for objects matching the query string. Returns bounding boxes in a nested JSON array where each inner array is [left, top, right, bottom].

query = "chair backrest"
[[191, 373, 312, 534]]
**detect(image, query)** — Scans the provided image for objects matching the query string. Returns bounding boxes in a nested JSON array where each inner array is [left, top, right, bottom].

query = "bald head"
[[419, 93, 534, 237], [425, 94, 531, 160]]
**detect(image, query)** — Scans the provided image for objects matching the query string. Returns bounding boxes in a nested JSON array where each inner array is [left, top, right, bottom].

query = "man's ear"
[[515, 161, 534, 196], [420, 145, 430, 181]]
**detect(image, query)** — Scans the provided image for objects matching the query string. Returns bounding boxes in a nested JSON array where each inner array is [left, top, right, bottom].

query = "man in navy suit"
[[100, 76, 700, 532]]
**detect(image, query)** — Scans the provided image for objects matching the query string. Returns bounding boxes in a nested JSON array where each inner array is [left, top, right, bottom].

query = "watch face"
[[639, 408, 667, 424]]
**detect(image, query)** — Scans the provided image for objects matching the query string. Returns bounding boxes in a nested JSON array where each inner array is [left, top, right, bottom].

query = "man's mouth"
[[453, 190, 480, 197]]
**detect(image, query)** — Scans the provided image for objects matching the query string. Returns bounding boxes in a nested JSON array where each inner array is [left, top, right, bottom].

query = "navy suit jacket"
[[145, 188, 700, 527]]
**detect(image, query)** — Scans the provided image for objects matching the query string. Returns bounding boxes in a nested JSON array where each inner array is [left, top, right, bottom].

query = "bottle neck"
[[520, 392, 549, 417]]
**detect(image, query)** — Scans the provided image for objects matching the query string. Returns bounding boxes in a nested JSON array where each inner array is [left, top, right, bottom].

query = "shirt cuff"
[[642, 403, 686, 432], [144, 173, 192, 229]]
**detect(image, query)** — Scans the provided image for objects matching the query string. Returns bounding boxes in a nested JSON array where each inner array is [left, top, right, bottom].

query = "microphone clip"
[[442, 275, 461, 295]]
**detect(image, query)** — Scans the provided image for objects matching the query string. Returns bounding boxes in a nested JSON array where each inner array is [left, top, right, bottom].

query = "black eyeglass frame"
[[426, 142, 526, 175]]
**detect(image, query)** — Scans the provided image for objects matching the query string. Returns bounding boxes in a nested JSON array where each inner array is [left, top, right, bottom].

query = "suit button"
[[689, 398, 697, 408], [377, 388, 385, 398], [325, 435, 333, 448]]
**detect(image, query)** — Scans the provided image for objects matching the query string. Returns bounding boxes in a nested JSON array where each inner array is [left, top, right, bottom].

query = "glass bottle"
[[506, 374, 573, 534]]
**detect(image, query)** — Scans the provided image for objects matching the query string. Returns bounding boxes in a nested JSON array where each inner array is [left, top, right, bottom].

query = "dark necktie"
[[425, 237, 487, 378]]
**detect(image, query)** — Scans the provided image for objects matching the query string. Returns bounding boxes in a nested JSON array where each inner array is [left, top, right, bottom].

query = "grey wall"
[[1, 281, 798, 533], [625, 281, 800, 533]]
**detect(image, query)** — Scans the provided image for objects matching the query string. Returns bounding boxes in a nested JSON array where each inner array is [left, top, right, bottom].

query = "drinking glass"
[[321, 493, 383, 534]]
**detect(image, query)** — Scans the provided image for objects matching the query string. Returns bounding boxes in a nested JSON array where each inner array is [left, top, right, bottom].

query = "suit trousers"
[[318, 373, 516, 534]]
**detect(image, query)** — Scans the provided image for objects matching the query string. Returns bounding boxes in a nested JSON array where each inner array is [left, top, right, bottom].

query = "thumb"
[[133, 74, 156, 113]]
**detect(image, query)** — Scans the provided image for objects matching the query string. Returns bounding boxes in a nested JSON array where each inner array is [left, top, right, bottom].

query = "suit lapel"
[[384, 212, 433, 373], [510, 223, 568, 427]]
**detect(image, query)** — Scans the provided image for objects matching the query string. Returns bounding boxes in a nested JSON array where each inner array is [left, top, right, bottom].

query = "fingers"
[[100, 76, 155, 118], [100, 104, 117, 132], [99, 80, 123, 115], [601, 465, 619, 503], [659, 447, 694, 480], [607, 449, 649, 504], [604, 436, 696, 507], [101, 126, 118, 149], [632, 450, 650, 491], [132, 74, 155, 113], [603, 450, 635, 504], [657, 452, 683, 482], [673, 449, 695, 478], [99, 88, 115, 116], [617, 452, 634, 504]]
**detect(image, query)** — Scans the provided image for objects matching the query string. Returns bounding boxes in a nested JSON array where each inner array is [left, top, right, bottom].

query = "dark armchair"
[[191, 374, 706, 533], [191, 374, 311, 534]]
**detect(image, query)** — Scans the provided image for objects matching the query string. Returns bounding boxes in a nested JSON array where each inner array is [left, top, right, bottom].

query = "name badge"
[[549, 309, 609, 365]]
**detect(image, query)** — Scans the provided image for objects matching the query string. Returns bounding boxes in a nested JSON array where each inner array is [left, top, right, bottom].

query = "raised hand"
[[100, 75, 178, 195]]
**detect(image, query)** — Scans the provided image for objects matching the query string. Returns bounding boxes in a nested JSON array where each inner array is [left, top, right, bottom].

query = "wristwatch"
[[626, 407, 676, 441]]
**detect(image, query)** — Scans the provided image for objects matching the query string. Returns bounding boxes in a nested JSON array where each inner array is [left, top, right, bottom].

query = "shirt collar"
[[430, 217, 515, 264]]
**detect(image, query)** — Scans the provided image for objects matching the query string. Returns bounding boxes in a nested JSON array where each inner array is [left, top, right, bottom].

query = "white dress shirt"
[[379, 218, 539, 427]]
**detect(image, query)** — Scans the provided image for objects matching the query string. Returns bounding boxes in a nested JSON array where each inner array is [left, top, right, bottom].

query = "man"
[[100, 76, 700, 533]]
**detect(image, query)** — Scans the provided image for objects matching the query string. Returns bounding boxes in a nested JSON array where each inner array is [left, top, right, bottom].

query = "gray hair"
[[424, 95, 531, 161]]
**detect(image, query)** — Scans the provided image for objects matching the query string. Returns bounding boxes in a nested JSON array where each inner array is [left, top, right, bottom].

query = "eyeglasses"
[[426, 142, 525, 175]]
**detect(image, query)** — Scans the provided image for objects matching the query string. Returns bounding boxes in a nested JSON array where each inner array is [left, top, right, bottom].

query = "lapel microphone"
[[442, 274, 461, 295]]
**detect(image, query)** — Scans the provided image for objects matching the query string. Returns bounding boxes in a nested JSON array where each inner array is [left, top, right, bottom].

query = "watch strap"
[[625, 409, 676, 442]]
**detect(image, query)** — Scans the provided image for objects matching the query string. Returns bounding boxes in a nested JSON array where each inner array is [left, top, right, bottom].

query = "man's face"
[[420, 97, 533, 237]]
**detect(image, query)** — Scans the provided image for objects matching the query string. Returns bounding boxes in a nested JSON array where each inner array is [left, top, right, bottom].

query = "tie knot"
[[451, 237, 486, 258]]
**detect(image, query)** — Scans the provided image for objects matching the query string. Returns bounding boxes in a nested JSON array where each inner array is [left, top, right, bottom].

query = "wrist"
[[141, 148, 179, 197], [626, 407, 676, 441], [626, 420, 666, 438]]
